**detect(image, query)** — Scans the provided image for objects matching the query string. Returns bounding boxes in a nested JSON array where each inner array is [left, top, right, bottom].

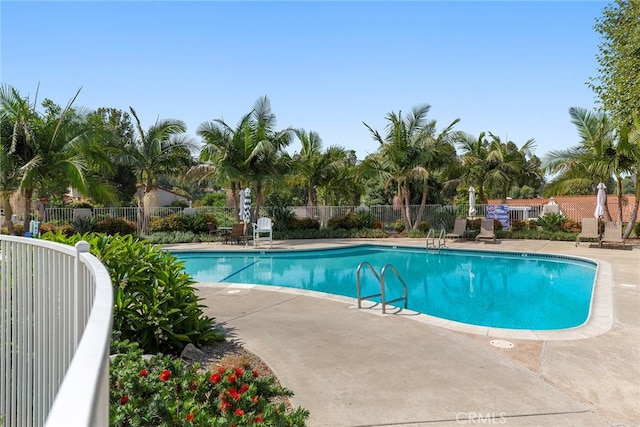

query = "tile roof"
[[484, 195, 637, 222]]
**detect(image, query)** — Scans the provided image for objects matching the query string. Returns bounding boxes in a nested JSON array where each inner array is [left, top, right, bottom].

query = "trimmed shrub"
[[94, 217, 137, 235], [41, 232, 224, 355], [393, 219, 405, 233]]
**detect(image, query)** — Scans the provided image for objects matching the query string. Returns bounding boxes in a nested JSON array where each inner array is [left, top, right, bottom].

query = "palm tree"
[[1, 85, 117, 225], [187, 96, 292, 222], [485, 134, 538, 202], [455, 131, 491, 203], [362, 104, 460, 230], [126, 107, 198, 230], [543, 107, 630, 222]]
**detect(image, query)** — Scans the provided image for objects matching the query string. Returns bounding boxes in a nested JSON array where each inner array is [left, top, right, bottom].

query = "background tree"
[[361, 104, 460, 230], [588, 0, 640, 237], [1, 85, 117, 224], [589, 0, 640, 132], [88, 107, 138, 205]]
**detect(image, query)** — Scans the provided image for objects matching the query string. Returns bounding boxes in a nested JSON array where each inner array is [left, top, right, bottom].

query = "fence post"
[[74, 241, 90, 349]]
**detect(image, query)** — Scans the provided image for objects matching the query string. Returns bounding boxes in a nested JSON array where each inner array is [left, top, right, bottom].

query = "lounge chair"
[[225, 223, 246, 245], [253, 217, 273, 248], [575, 217, 600, 247], [475, 219, 496, 243], [599, 221, 626, 249], [445, 218, 467, 241]]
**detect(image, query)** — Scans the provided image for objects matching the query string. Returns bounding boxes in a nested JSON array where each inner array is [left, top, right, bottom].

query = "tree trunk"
[[23, 188, 33, 232], [401, 185, 412, 231], [2, 194, 14, 235], [413, 175, 428, 230], [623, 172, 639, 239]]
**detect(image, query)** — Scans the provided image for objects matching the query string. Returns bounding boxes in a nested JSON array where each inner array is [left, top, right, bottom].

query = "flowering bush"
[[41, 232, 224, 355], [110, 341, 309, 426]]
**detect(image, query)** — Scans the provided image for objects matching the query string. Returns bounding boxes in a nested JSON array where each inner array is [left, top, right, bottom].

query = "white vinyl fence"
[[18, 201, 631, 236], [0, 236, 113, 427]]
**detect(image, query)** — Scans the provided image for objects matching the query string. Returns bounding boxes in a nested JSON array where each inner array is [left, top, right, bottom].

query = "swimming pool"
[[175, 245, 597, 330]]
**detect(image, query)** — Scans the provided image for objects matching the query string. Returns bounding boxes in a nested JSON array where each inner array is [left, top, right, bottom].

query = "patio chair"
[[475, 219, 496, 243], [599, 221, 626, 249], [253, 217, 273, 248], [225, 223, 246, 245], [445, 218, 467, 241], [575, 217, 600, 247]]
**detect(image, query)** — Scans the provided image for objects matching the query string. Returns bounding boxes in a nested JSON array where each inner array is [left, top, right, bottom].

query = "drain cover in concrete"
[[490, 339, 514, 348]]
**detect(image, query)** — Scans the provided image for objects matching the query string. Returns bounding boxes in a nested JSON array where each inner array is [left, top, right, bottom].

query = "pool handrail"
[[356, 262, 408, 314]]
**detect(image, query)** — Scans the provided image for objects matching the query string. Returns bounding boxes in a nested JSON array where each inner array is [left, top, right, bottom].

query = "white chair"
[[253, 217, 273, 248]]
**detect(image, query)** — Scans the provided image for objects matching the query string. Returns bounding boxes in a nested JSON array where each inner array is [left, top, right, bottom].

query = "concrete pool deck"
[[166, 238, 639, 426]]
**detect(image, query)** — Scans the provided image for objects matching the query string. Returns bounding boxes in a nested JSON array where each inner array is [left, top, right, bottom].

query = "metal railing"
[[0, 236, 113, 427], [13, 201, 630, 236]]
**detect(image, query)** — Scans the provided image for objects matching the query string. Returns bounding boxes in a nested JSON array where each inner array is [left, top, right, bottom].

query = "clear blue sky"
[[1, 1, 605, 160]]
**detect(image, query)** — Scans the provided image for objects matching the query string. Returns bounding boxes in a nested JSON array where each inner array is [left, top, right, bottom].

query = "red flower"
[[139, 369, 148, 377], [240, 384, 249, 393], [120, 395, 129, 405], [220, 399, 231, 412], [159, 369, 171, 381], [186, 413, 194, 422], [235, 367, 244, 377], [227, 374, 237, 384], [228, 388, 241, 400], [252, 370, 259, 378], [218, 367, 226, 374], [210, 373, 221, 384], [252, 396, 259, 404], [255, 414, 263, 422], [235, 408, 244, 416]]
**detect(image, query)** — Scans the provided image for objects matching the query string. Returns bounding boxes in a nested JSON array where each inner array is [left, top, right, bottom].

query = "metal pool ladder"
[[426, 227, 446, 250], [356, 262, 408, 314]]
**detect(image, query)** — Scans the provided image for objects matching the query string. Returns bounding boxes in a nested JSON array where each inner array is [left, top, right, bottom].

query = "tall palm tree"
[[543, 107, 630, 222], [187, 96, 292, 222], [362, 104, 460, 230], [126, 107, 198, 229]]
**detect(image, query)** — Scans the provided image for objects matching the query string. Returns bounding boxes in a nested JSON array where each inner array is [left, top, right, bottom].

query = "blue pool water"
[[175, 245, 597, 330]]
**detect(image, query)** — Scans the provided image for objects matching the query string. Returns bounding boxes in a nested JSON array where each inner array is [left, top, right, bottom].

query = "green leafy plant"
[[536, 213, 566, 232], [110, 340, 308, 427], [264, 206, 295, 232], [41, 232, 224, 354], [72, 216, 97, 234]]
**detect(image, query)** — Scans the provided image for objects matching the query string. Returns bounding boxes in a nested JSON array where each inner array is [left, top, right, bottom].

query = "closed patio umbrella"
[[468, 187, 477, 219], [242, 188, 251, 243], [594, 182, 606, 218]]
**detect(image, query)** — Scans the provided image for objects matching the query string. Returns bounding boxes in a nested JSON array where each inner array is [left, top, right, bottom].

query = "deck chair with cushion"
[[225, 223, 246, 245], [253, 217, 273, 248], [599, 221, 626, 249], [475, 219, 496, 243], [575, 217, 601, 247], [445, 218, 467, 241]]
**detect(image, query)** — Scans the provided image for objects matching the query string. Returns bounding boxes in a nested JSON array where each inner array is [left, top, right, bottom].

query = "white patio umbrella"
[[468, 186, 477, 218], [594, 182, 606, 218]]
